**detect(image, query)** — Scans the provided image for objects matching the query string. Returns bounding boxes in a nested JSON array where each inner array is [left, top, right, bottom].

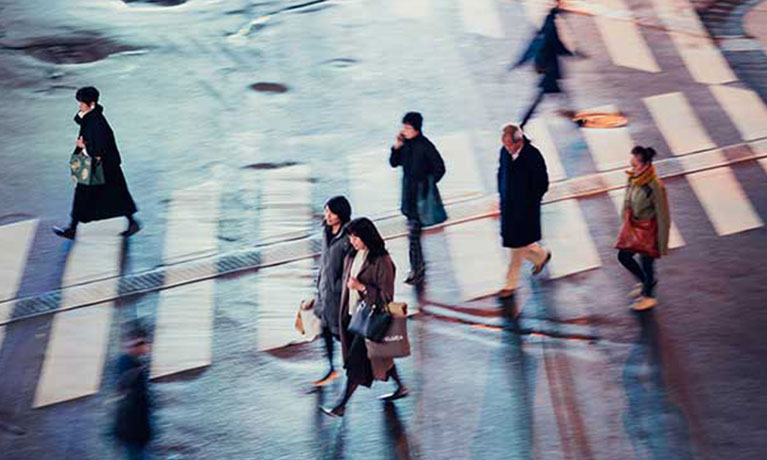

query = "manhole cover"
[[250, 82, 289, 93], [572, 111, 628, 128]]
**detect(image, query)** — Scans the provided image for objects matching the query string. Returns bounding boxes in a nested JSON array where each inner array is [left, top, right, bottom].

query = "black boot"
[[121, 217, 141, 237], [52, 223, 77, 240], [404, 265, 425, 285]]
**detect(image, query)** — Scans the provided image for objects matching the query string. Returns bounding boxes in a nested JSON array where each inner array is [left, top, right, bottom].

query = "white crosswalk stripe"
[[444, 218, 507, 300], [392, 0, 429, 19], [608, 189, 686, 249], [644, 92, 717, 155], [708, 85, 767, 142], [34, 218, 125, 407], [0, 220, 38, 362], [581, 105, 635, 171], [594, 0, 660, 73], [525, 118, 567, 182], [435, 132, 486, 201], [542, 200, 602, 278], [348, 151, 401, 219], [648, 0, 737, 84], [152, 182, 221, 379], [459, 0, 504, 38]]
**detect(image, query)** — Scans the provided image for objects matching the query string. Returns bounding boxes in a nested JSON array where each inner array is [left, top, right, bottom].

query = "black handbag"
[[348, 300, 392, 343], [417, 176, 447, 227]]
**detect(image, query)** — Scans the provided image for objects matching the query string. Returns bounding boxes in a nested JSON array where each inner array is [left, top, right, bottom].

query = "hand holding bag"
[[615, 208, 660, 258], [348, 300, 392, 343], [294, 298, 321, 338], [70, 150, 105, 186]]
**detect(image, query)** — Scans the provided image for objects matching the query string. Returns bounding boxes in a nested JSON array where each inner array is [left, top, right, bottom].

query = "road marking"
[[349, 151, 402, 218], [607, 189, 685, 248], [255, 260, 316, 351], [392, 0, 429, 19], [385, 236, 416, 307], [525, 118, 567, 182], [444, 218, 506, 300], [33, 304, 114, 407], [163, 181, 221, 264], [684, 166, 763, 236], [459, 0, 504, 38], [524, 0, 554, 25], [542, 199, 602, 278], [709, 85, 767, 141], [152, 181, 221, 378], [151, 280, 216, 378], [0, 219, 38, 302], [435, 132, 485, 201], [33, 218, 125, 407], [644, 92, 717, 155], [258, 165, 313, 243], [648, 0, 737, 84], [581, 104, 635, 171], [594, 0, 661, 72]]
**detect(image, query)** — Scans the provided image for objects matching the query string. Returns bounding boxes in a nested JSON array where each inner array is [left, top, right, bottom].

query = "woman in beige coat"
[[616, 146, 671, 311], [321, 218, 409, 418]]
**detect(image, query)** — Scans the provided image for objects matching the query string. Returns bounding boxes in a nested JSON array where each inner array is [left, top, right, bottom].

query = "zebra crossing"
[[0, 0, 766, 410]]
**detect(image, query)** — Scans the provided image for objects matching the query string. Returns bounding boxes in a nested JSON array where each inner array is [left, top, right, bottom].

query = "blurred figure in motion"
[[312, 196, 353, 386], [321, 218, 409, 418], [615, 146, 670, 311], [53, 86, 140, 239], [113, 325, 153, 460], [389, 112, 446, 286], [509, 1, 581, 128], [497, 124, 551, 299]]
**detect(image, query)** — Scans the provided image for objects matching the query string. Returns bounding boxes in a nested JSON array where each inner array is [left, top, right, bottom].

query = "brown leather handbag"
[[615, 208, 660, 258]]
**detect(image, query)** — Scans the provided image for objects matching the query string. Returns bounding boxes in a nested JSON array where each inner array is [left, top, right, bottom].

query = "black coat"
[[314, 224, 351, 336], [497, 139, 549, 248], [113, 354, 153, 446], [71, 105, 137, 223], [516, 7, 573, 93], [389, 134, 446, 221]]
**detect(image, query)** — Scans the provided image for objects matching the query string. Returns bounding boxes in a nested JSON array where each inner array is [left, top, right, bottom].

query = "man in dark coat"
[[510, 3, 578, 128], [389, 112, 446, 285], [113, 326, 153, 460], [497, 124, 551, 298], [53, 86, 140, 239]]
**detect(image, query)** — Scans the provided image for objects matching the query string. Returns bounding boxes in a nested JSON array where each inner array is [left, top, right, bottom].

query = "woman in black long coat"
[[312, 196, 352, 386], [53, 86, 139, 239]]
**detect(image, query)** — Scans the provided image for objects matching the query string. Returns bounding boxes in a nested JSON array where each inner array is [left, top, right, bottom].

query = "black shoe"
[[320, 405, 345, 418], [404, 267, 425, 285], [531, 251, 552, 276], [121, 220, 141, 237], [379, 387, 410, 402], [52, 226, 76, 240]]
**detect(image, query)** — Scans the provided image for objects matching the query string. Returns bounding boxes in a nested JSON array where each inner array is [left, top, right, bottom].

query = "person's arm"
[[652, 181, 671, 256], [427, 143, 446, 183], [533, 150, 549, 200], [360, 257, 395, 308]]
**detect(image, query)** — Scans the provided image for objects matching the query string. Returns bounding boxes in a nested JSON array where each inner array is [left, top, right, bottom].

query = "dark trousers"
[[617, 250, 656, 297], [121, 441, 149, 460], [321, 326, 335, 370], [407, 218, 424, 273]]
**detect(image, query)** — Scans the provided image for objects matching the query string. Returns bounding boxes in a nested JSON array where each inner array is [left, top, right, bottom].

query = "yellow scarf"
[[627, 164, 657, 187]]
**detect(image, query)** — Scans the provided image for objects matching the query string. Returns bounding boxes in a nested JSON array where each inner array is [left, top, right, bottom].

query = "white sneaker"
[[631, 296, 658, 311], [628, 283, 643, 299]]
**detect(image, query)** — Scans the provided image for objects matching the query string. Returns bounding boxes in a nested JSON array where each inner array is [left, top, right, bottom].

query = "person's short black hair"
[[76, 86, 100, 105], [631, 145, 657, 164], [402, 112, 423, 132], [347, 217, 388, 259]]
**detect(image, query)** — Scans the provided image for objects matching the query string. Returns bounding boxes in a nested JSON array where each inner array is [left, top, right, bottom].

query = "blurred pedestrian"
[[321, 218, 409, 418], [615, 146, 670, 311], [312, 196, 353, 386], [389, 112, 446, 285], [113, 325, 153, 460], [497, 124, 551, 298], [510, 2, 580, 128], [53, 86, 140, 239]]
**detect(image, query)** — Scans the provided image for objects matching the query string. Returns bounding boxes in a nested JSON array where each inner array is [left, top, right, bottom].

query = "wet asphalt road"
[[1, 0, 767, 459]]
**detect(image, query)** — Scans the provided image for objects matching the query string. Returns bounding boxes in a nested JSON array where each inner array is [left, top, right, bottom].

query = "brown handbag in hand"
[[615, 208, 660, 258]]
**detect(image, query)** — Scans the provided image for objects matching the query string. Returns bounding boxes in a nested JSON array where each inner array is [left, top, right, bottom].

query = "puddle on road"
[[2, 34, 140, 64], [250, 82, 289, 93], [323, 57, 358, 70], [242, 161, 299, 170], [122, 0, 187, 6]]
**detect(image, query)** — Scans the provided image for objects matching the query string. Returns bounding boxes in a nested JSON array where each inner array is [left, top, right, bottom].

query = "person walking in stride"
[[321, 218, 409, 418], [497, 124, 551, 298], [389, 112, 446, 285], [312, 196, 353, 386], [113, 326, 153, 460], [615, 146, 670, 311], [53, 86, 140, 239]]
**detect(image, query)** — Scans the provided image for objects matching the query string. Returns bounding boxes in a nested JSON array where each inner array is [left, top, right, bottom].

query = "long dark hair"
[[347, 217, 388, 259], [323, 195, 352, 242]]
